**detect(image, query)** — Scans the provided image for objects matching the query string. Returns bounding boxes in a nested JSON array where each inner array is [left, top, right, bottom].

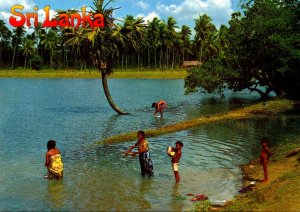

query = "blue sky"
[[0, 0, 241, 31]]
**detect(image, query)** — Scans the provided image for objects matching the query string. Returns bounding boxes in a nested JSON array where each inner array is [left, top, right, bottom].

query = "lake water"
[[0, 78, 299, 211]]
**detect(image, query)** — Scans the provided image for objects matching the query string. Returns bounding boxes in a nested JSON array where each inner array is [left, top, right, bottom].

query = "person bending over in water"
[[45, 140, 64, 180], [124, 131, 154, 177], [260, 137, 272, 183], [152, 100, 167, 118]]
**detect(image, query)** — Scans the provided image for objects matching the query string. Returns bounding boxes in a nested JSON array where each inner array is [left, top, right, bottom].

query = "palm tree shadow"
[[102, 114, 125, 138]]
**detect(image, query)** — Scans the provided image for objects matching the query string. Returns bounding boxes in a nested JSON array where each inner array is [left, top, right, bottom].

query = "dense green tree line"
[[185, 0, 300, 99], [0, 7, 227, 70]]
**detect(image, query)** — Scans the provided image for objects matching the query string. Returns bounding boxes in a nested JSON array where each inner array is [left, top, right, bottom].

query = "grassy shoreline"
[[98, 99, 296, 145], [0, 69, 188, 79], [221, 139, 300, 211]]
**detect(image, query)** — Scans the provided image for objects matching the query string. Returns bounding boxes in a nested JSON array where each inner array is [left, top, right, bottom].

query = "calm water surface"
[[0, 78, 299, 211]]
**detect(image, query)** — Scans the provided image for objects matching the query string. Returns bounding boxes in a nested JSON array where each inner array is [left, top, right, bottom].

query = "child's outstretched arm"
[[154, 106, 159, 115]]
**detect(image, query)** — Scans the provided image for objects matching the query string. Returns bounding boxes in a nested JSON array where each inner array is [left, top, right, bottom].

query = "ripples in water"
[[0, 79, 298, 210]]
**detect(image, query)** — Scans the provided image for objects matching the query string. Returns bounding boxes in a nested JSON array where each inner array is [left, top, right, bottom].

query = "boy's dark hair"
[[152, 103, 157, 108], [261, 137, 269, 144], [137, 131, 145, 137], [176, 140, 184, 147], [47, 140, 56, 151]]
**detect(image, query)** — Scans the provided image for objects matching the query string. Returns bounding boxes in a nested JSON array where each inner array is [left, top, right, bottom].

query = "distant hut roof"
[[181, 61, 201, 68]]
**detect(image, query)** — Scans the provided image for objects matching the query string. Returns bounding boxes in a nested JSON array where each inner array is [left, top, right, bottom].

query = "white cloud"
[[135, 1, 149, 10], [0, 11, 11, 19], [0, 0, 35, 11], [0, 0, 36, 31], [157, 0, 233, 27], [136, 11, 160, 22]]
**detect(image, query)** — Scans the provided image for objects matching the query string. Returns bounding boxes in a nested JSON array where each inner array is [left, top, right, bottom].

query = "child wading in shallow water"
[[260, 137, 272, 183], [45, 140, 64, 180], [168, 141, 183, 183]]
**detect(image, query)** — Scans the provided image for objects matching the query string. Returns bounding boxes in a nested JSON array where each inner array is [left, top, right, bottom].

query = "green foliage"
[[65, 0, 145, 75], [194, 14, 218, 63], [185, 59, 227, 94], [0, 0, 299, 101], [185, 0, 300, 99], [30, 55, 43, 71], [191, 200, 212, 212], [271, 138, 300, 160]]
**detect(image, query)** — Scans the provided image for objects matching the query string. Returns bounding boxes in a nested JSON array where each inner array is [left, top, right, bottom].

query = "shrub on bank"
[[30, 55, 43, 71]]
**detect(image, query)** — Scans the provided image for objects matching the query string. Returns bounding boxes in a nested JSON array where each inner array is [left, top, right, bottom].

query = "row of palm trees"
[[0, 13, 229, 71]]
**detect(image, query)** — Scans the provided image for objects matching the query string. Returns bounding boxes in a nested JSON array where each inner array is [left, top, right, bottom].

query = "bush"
[[192, 200, 212, 212], [30, 55, 43, 71]]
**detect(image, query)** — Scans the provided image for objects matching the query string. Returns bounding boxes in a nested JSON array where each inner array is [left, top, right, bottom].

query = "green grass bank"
[[0, 68, 188, 79], [190, 140, 300, 212], [220, 139, 300, 212]]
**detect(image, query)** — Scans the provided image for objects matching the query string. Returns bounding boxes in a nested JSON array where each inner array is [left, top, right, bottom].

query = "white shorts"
[[172, 163, 179, 171]]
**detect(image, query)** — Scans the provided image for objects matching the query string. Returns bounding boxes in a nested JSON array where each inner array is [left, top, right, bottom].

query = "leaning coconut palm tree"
[[65, 0, 145, 114]]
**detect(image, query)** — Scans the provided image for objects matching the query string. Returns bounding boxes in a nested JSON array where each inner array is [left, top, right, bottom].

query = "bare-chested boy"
[[260, 137, 272, 183]]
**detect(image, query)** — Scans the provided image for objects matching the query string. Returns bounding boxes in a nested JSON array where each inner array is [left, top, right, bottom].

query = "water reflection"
[[170, 184, 184, 212], [102, 114, 123, 138], [1, 79, 300, 210], [138, 178, 153, 210], [151, 115, 168, 127], [47, 180, 65, 210]]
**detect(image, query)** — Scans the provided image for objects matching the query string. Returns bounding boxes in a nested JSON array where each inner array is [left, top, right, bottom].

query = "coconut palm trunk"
[[0, 44, 3, 66], [101, 71, 129, 115], [24, 55, 27, 68], [11, 44, 17, 69]]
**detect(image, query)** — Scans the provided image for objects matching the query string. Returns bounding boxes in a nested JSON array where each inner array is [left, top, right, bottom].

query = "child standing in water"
[[260, 137, 272, 183], [45, 140, 64, 180], [170, 141, 184, 183]]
